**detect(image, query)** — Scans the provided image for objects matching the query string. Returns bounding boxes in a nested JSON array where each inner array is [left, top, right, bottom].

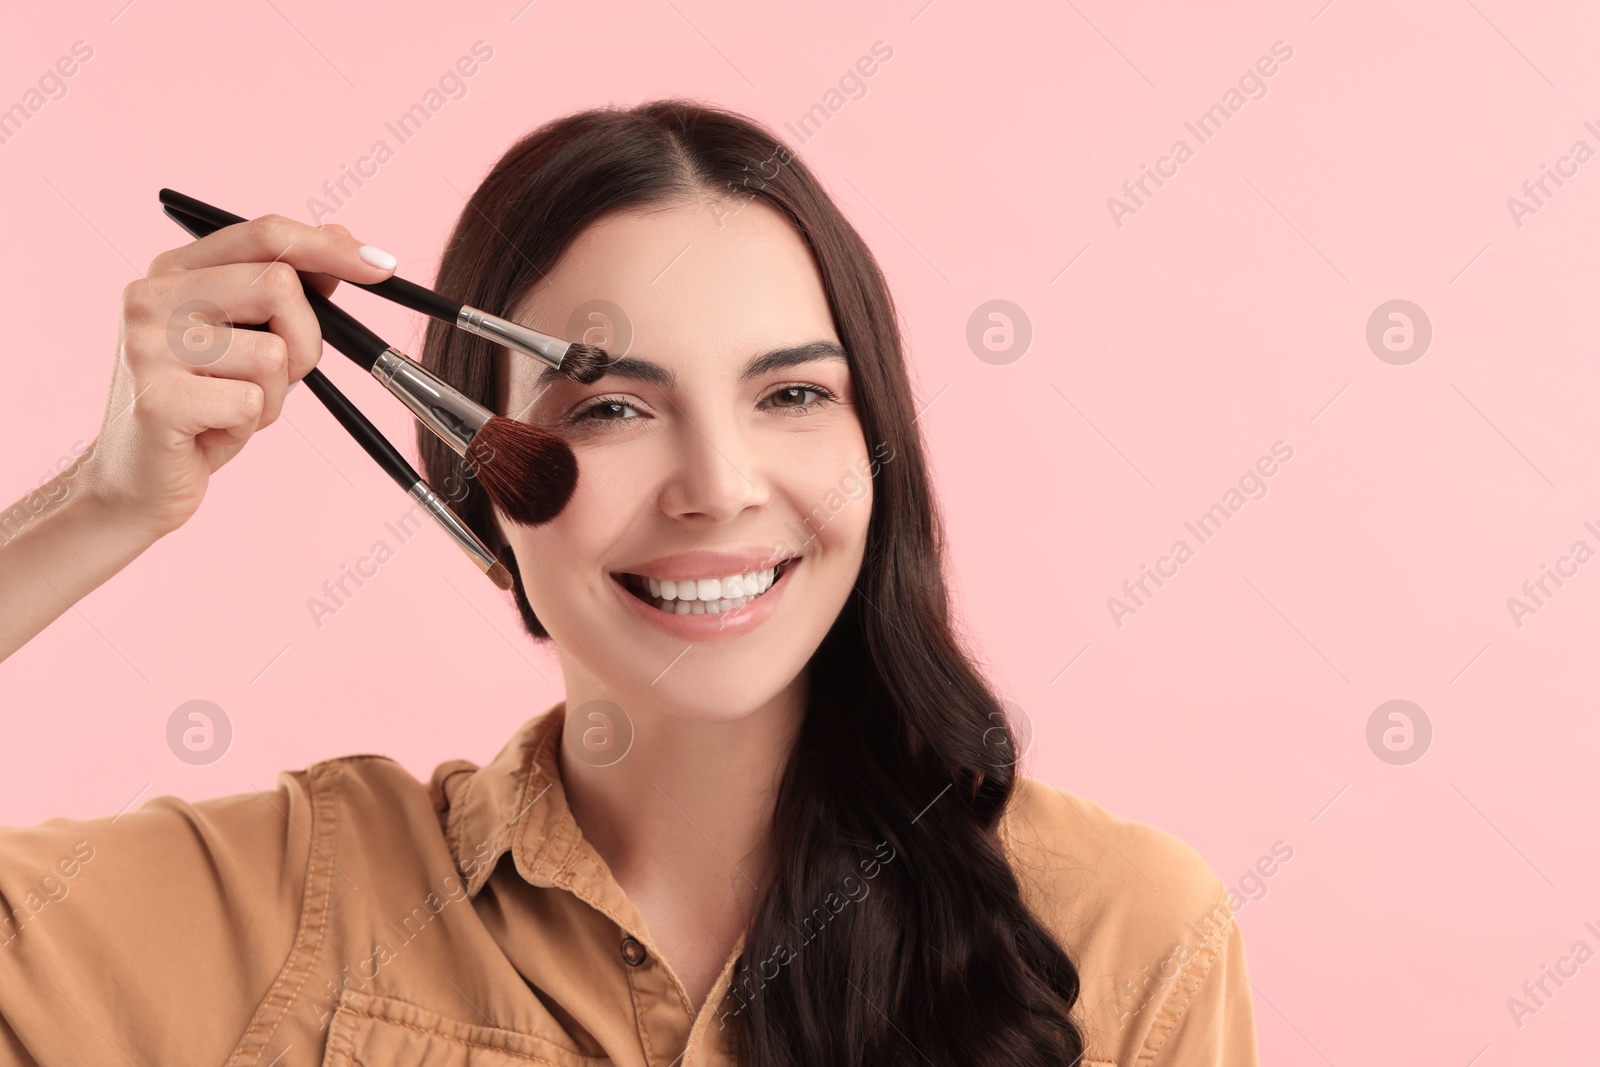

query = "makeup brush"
[[161, 202, 577, 527], [297, 370, 515, 590], [158, 187, 612, 384], [159, 210, 514, 589]]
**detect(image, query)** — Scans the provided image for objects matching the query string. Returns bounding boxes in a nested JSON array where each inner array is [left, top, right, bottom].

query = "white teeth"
[[634, 566, 778, 602], [622, 561, 790, 615]]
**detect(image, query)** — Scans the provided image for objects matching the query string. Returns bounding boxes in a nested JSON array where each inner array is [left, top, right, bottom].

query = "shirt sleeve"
[[1150, 910, 1260, 1067], [0, 772, 312, 1066]]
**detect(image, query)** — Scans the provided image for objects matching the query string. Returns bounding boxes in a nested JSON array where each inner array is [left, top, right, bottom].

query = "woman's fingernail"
[[358, 245, 397, 270]]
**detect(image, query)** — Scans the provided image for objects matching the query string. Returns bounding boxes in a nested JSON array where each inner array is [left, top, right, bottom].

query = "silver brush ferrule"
[[370, 347, 490, 458], [407, 480, 498, 575], [457, 306, 572, 369]]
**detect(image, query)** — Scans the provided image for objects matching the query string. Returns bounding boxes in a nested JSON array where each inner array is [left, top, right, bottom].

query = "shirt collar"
[[430, 698, 752, 1041], [432, 700, 578, 899], [433, 699, 673, 949]]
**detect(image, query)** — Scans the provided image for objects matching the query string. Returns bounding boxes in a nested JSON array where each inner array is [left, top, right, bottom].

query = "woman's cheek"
[[797, 426, 874, 522]]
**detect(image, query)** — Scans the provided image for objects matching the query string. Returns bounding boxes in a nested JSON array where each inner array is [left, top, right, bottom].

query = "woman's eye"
[[764, 384, 837, 411], [568, 398, 639, 426], [566, 384, 838, 429]]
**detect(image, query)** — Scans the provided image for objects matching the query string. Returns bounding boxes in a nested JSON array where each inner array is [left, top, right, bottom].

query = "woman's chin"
[[543, 600, 812, 725], [639, 685, 785, 726]]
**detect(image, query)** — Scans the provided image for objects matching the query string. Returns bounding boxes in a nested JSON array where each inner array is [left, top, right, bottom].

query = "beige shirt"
[[0, 702, 1259, 1065]]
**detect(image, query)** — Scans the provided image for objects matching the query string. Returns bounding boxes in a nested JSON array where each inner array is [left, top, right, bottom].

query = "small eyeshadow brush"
[[158, 187, 612, 384]]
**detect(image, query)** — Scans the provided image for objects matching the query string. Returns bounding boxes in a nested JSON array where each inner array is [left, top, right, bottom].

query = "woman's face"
[[494, 197, 873, 725]]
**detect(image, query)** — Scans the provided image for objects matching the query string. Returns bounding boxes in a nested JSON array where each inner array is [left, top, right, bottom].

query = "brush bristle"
[[487, 560, 515, 590], [560, 343, 612, 384], [467, 418, 578, 526]]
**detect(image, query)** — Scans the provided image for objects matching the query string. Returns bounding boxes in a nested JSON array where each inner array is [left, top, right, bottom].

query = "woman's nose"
[[656, 413, 768, 522]]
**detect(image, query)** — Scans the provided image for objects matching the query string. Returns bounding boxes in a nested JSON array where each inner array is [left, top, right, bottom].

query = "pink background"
[[3, 1, 1597, 1062]]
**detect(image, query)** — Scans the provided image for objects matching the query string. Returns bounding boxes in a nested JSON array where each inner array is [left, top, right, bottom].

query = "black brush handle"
[[158, 188, 463, 321], [161, 203, 391, 371], [296, 365, 419, 491], [159, 206, 419, 492]]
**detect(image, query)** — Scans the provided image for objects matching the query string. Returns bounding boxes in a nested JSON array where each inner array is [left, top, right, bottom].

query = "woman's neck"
[[555, 672, 807, 930]]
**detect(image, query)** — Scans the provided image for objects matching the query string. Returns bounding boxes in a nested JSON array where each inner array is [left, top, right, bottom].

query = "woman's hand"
[[0, 216, 398, 662], [81, 216, 398, 537]]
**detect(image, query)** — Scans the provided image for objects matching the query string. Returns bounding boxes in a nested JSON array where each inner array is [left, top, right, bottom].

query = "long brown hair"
[[418, 98, 1084, 1065]]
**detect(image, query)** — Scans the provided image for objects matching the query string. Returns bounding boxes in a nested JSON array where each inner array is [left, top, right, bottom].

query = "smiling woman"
[[475, 196, 874, 711], [0, 100, 1259, 1066]]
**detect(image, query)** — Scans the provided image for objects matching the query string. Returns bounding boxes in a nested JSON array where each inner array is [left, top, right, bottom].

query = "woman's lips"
[[609, 558, 798, 641]]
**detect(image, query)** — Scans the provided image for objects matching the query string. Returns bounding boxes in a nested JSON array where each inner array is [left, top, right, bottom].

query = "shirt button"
[[620, 935, 648, 966]]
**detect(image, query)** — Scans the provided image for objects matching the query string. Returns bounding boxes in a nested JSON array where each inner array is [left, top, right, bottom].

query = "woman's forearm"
[[0, 444, 165, 662]]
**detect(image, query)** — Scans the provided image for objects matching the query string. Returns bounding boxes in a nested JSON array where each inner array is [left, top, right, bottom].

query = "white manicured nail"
[[358, 245, 397, 270]]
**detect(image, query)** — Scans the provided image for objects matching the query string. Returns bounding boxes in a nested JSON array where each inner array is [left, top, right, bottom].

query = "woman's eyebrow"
[[535, 340, 847, 390]]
